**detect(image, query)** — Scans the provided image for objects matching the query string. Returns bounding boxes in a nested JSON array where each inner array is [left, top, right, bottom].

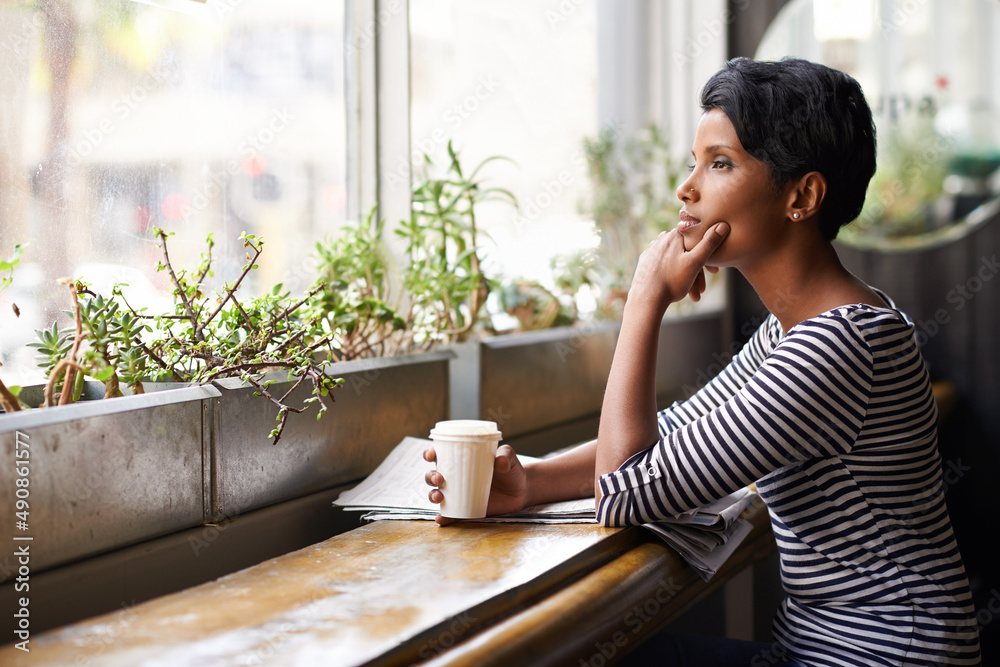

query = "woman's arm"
[[594, 299, 662, 493], [595, 224, 730, 497], [596, 314, 875, 527], [523, 438, 598, 506]]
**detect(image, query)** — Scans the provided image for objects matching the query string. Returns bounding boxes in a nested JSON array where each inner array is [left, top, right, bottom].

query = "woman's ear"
[[787, 171, 827, 221]]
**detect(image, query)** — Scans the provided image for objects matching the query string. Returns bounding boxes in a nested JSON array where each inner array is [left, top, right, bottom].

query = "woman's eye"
[[686, 163, 695, 172], [712, 160, 732, 169]]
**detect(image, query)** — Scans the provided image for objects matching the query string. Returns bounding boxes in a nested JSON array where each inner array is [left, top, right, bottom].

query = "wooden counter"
[[0, 502, 774, 666]]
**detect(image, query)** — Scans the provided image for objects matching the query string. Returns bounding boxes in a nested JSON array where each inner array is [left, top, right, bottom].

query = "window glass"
[[408, 0, 599, 294], [0, 0, 347, 384]]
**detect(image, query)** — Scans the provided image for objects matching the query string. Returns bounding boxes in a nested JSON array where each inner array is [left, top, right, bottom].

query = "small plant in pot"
[[398, 141, 517, 343], [0, 230, 342, 445]]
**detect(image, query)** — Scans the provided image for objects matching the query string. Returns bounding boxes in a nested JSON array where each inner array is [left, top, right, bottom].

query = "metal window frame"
[[345, 0, 411, 229]]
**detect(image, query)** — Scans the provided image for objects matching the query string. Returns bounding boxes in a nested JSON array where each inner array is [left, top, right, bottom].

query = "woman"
[[425, 57, 982, 666]]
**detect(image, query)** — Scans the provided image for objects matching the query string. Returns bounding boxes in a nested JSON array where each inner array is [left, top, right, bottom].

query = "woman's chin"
[[678, 223, 708, 250], [679, 224, 732, 266]]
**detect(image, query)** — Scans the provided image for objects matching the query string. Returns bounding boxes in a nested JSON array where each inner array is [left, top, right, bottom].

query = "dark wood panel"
[[972, 221, 1000, 443]]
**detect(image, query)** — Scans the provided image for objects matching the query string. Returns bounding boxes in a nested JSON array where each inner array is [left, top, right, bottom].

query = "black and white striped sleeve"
[[656, 315, 780, 435], [598, 315, 875, 527]]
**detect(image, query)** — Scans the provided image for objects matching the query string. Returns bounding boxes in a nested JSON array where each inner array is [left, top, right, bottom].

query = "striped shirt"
[[597, 297, 982, 665]]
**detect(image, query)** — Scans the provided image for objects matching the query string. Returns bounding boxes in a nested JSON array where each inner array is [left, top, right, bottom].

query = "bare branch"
[[196, 242, 213, 284], [196, 241, 262, 335], [44, 359, 85, 408], [0, 368, 23, 413], [156, 229, 203, 340], [59, 281, 84, 406], [200, 360, 297, 384], [277, 372, 307, 404], [275, 283, 326, 323]]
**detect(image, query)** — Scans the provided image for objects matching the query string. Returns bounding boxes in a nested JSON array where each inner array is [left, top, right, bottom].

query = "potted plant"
[[0, 250, 218, 574]]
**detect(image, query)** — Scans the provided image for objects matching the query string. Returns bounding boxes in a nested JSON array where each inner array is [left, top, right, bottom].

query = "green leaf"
[[91, 365, 116, 382]]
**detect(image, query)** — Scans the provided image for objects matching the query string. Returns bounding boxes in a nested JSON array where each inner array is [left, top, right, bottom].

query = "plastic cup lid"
[[429, 419, 502, 439]]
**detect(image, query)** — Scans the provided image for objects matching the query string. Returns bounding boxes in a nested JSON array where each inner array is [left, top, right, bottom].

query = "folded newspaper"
[[333, 436, 760, 580]]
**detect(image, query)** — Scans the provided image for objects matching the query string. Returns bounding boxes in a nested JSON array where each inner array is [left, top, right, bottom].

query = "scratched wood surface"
[[0, 521, 632, 667]]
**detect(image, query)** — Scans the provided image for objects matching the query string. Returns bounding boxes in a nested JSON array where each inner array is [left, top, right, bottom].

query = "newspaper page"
[[334, 436, 761, 578]]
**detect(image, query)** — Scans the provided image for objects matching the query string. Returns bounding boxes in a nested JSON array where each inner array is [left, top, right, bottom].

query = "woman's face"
[[675, 108, 790, 269]]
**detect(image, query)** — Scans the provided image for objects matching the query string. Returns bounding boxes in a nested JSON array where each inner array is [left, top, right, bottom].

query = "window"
[[408, 0, 599, 289], [0, 0, 348, 383]]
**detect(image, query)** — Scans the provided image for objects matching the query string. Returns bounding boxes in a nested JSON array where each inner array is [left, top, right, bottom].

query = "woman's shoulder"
[[783, 293, 915, 355]]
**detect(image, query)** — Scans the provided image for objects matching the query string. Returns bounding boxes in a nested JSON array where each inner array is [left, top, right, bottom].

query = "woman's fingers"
[[424, 444, 458, 525], [495, 444, 516, 473], [425, 449, 445, 504], [688, 268, 706, 302], [424, 468, 443, 487], [686, 222, 729, 266]]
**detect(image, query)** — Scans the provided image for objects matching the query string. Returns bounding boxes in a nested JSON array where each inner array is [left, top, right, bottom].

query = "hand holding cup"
[[423, 420, 529, 526]]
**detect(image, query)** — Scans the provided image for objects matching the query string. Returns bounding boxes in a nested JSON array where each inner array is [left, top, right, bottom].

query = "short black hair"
[[700, 57, 876, 241]]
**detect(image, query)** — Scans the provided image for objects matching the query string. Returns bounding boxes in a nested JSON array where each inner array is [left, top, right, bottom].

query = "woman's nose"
[[676, 179, 695, 202]]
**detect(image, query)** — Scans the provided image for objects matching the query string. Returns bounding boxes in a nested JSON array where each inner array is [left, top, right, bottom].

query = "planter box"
[[450, 310, 726, 445], [0, 383, 217, 579], [209, 351, 451, 521]]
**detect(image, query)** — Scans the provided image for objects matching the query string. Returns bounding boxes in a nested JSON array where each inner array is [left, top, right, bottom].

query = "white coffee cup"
[[429, 420, 502, 519]]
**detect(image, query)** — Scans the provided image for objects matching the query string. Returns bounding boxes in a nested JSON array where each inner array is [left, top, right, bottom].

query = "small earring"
[[792, 212, 800, 219]]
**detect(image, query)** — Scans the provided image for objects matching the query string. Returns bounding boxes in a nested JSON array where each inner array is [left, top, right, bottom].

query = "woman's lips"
[[677, 210, 701, 232]]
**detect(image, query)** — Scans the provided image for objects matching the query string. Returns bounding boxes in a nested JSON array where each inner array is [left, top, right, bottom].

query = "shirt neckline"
[[775, 287, 901, 338]]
